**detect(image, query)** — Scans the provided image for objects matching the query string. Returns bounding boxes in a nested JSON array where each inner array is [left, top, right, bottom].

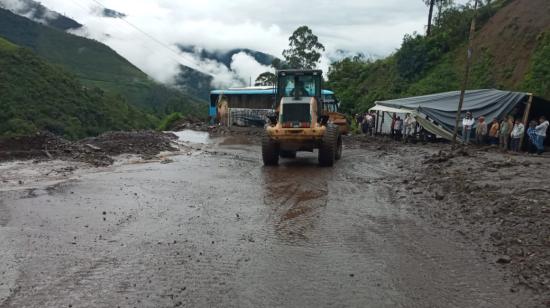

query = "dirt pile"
[[0, 132, 113, 166], [170, 116, 210, 131], [208, 125, 264, 141], [347, 135, 549, 305], [405, 146, 550, 303], [0, 131, 179, 166], [80, 131, 178, 158]]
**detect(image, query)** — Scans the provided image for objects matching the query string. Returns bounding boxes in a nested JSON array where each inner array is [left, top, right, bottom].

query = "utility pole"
[[452, 0, 479, 145]]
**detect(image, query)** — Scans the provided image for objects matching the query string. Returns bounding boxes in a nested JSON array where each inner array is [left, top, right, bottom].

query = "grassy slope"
[[0, 37, 157, 139], [0, 8, 206, 116], [328, 0, 550, 113], [414, 0, 550, 95]]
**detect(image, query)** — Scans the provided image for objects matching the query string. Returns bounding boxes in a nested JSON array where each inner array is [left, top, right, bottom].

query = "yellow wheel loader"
[[262, 70, 342, 166]]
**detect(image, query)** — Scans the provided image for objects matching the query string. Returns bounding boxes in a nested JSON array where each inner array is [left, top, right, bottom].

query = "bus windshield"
[[324, 102, 339, 112]]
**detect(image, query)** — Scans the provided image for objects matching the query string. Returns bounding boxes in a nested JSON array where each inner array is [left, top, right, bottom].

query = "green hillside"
[[0, 37, 157, 139], [0, 8, 207, 116], [328, 0, 550, 113]]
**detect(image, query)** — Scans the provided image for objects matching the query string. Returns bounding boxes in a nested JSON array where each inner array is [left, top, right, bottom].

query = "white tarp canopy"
[[374, 89, 528, 131], [369, 89, 533, 142], [368, 105, 414, 114]]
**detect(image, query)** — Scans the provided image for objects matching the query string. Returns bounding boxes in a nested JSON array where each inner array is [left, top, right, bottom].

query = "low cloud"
[[4, 0, 469, 88], [0, 0, 28, 11], [230, 52, 273, 86], [1, 0, 60, 25]]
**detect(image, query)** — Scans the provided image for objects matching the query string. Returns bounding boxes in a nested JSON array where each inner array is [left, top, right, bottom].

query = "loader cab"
[[275, 70, 323, 126], [277, 70, 321, 102]]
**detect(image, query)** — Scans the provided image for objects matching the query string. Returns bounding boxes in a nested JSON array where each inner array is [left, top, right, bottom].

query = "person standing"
[[390, 113, 397, 138], [510, 119, 525, 152], [355, 113, 363, 134], [535, 116, 549, 154], [488, 118, 500, 146], [404, 114, 416, 142], [499, 116, 513, 151], [394, 116, 403, 141], [527, 120, 538, 154], [461, 112, 475, 145], [361, 113, 369, 134], [475, 116, 488, 145], [365, 113, 374, 136]]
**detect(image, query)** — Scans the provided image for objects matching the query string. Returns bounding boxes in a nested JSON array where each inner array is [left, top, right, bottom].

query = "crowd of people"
[[354, 110, 549, 154], [355, 112, 418, 142], [355, 112, 377, 136], [465, 113, 548, 154]]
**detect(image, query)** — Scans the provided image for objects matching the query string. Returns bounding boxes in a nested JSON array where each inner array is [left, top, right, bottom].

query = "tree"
[[426, 0, 455, 33], [255, 71, 276, 86], [435, 0, 454, 26], [425, 0, 436, 36], [280, 26, 325, 69]]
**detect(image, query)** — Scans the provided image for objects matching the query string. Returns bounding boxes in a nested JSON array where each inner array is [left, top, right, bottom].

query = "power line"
[[70, 0, 206, 74]]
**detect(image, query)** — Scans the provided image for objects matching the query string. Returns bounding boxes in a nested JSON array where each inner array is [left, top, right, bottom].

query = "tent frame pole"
[[520, 93, 534, 150], [381, 112, 386, 135], [374, 111, 380, 135]]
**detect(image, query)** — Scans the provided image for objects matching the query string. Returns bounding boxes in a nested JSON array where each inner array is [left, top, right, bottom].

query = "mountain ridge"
[[0, 7, 207, 116], [178, 45, 276, 68]]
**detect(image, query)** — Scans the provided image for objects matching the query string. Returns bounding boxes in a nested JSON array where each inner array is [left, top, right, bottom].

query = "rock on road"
[[0, 143, 534, 307]]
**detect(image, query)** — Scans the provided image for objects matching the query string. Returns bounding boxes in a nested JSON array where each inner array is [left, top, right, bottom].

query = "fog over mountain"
[[0, 0, 468, 88]]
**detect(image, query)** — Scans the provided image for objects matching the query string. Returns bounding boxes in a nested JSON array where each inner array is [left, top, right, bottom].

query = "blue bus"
[[209, 87, 335, 126]]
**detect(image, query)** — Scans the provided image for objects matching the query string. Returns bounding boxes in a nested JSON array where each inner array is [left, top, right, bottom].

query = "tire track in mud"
[[243, 150, 527, 306], [0, 200, 10, 227], [261, 164, 330, 242], [0, 192, 22, 308]]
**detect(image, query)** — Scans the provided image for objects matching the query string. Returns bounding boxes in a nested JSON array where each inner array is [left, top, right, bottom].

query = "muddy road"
[[0, 135, 541, 307]]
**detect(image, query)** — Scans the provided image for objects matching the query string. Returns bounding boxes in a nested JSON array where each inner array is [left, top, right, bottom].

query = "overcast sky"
[[9, 0, 470, 86]]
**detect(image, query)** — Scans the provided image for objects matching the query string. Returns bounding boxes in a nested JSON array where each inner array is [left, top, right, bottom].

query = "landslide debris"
[[348, 134, 549, 305], [0, 130, 178, 166], [80, 131, 178, 158], [406, 146, 550, 303]]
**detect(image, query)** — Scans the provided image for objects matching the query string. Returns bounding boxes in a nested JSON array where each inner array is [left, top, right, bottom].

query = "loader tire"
[[318, 125, 339, 167], [280, 150, 297, 159], [262, 134, 279, 166]]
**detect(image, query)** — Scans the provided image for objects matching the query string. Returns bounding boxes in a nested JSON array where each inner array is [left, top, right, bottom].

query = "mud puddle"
[[173, 130, 211, 144]]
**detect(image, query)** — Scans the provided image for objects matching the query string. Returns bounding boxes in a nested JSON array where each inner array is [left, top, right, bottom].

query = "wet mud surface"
[[0, 134, 547, 307]]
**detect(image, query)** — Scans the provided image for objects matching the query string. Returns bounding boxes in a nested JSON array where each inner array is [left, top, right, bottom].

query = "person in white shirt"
[[510, 120, 525, 152], [535, 116, 549, 154], [462, 112, 475, 145], [365, 113, 374, 136], [403, 114, 416, 142]]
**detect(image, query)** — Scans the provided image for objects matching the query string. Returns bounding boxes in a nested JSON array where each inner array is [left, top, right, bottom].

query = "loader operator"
[[291, 80, 309, 97]]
